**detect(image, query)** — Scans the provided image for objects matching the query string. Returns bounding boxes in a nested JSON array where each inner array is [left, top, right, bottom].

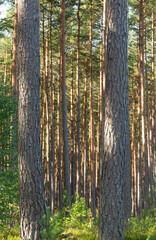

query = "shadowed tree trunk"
[[89, 0, 96, 220], [60, 0, 71, 205], [76, 0, 81, 198]]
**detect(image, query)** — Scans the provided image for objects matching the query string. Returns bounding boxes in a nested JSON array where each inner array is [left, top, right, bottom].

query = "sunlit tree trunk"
[[151, 6, 156, 173], [99, 0, 130, 237], [17, 0, 46, 238], [131, 75, 137, 216], [12, 0, 18, 94], [49, 1, 55, 215], [139, 0, 148, 209], [137, 52, 142, 215]]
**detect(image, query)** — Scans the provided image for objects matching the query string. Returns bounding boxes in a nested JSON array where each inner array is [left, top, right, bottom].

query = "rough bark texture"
[[17, 0, 46, 239], [99, 0, 130, 238]]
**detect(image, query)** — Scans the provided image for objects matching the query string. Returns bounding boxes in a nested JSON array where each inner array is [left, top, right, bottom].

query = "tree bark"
[[70, 52, 75, 201], [17, 0, 46, 239], [12, 0, 18, 94], [76, 0, 81, 198], [60, 0, 71, 206], [99, 0, 130, 238], [89, 0, 96, 220], [57, 48, 63, 210], [49, 1, 55, 215], [139, 0, 149, 209], [151, 6, 156, 173]]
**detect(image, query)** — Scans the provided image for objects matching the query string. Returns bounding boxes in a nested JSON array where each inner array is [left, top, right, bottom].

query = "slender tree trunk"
[[97, 19, 103, 209], [137, 52, 142, 215], [131, 75, 137, 216], [70, 52, 75, 201], [17, 0, 46, 238], [99, 0, 130, 238], [45, 23, 52, 207], [40, 0, 45, 167], [139, 0, 148, 209], [96, 94, 100, 208], [83, 55, 88, 206], [60, 0, 71, 206], [12, 0, 18, 94], [4, 51, 7, 84], [144, 21, 153, 204], [11, 0, 18, 171], [76, 0, 81, 198], [57, 48, 63, 210], [49, 1, 55, 215], [151, 6, 156, 173], [89, 0, 96, 220]]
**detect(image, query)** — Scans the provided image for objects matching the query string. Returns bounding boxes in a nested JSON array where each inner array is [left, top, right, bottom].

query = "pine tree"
[[17, 0, 46, 238]]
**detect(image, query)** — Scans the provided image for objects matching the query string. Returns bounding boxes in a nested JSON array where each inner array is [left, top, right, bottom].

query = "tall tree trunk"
[[97, 18, 103, 209], [45, 23, 52, 208], [89, 0, 96, 220], [12, 0, 18, 94], [139, 0, 148, 209], [131, 75, 137, 216], [144, 20, 153, 204], [70, 52, 75, 201], [40, 0, 45, 168], [76, 0, 81, 198], [83, 55, 88, 206], [49, 1, 55, 215], [99, 0, 130, 238], [137, 49, 143, 215], [151, 6, 156, 173], [60, 0, 71, 206], [99, 0, 106, 189], [11, 0, 18, 171], [17, 0, 46, 239], [57, 48, 63, 210]]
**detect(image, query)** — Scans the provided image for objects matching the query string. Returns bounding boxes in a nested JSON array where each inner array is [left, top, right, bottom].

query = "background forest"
[[0, 0, 156, 239]]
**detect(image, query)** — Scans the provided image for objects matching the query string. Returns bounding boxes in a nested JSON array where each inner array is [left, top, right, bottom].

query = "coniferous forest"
[[0, 0, 156, 239]]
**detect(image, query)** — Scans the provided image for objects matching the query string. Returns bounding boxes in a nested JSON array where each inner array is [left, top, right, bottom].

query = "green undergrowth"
[[125, 206, 156, 240], [1, 200, 156, 239], [40, 194, 98, 240], [0, 223, 20, 240]]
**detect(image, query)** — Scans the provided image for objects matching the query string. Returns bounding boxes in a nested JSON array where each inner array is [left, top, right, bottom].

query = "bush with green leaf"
[[40, 207, 64, 240], [0, 222, 20, 240], [124, 206, 156, 240], [62, 194, 90, 229]]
